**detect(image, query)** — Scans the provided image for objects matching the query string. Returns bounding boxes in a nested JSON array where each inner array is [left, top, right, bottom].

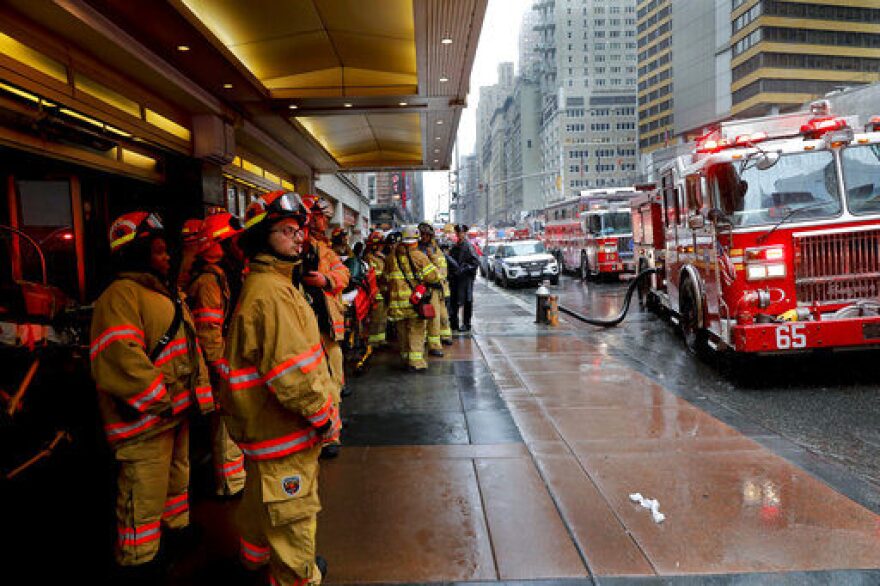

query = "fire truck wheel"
[[679, 278, 709, 356]]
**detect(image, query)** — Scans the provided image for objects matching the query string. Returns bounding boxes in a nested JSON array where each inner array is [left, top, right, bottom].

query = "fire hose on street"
[[557, 268, 657, 327]]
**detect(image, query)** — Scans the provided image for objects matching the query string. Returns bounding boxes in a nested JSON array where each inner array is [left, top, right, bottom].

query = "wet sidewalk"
[[314, 281, 880, 585]]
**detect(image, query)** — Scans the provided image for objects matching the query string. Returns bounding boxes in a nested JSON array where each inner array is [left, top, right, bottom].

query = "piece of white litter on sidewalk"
[[629, 492, 666, 524]]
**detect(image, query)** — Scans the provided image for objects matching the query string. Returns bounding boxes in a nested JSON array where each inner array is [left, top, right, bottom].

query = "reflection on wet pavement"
[[474, 276, 880, 578]]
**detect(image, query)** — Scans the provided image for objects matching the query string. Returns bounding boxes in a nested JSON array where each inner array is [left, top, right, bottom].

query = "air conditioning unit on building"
[[193, 115, 235, 165]]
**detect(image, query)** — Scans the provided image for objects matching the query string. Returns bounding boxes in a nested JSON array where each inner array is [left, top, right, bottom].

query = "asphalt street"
[[492, 272, 880, 508]]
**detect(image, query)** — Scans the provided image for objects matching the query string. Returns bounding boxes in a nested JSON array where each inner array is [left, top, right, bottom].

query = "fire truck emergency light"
[[800, 116, 848, 140], [745, 246, 786, 281], [867, 116, 880, 133]]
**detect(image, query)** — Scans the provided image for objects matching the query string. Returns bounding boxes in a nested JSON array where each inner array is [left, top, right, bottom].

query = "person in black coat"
[[449, 225, 479, 332]]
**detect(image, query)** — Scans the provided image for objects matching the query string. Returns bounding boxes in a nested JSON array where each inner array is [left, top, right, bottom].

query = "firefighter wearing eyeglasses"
[[220, 191, 340, 585], [388, 225, 440, 371], [185, 210, 247, 497], [90, 212, 213, 580], [364, 231, 388, 347]]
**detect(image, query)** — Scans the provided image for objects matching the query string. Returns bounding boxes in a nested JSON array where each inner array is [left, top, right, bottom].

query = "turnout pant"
[[367, 299, 388, 346], [396, 317, 428, 369], [437, 292, 453, 343], [238, 445, 324, 586], [114, 422, 190, 566], [425, 289, 444, 351]]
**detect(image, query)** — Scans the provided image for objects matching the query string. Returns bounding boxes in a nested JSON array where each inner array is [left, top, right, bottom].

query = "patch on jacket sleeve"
[[281, 475, 301, 497]]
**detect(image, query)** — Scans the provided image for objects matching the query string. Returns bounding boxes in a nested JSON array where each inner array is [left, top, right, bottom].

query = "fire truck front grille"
[[794, 228, 880, 305]]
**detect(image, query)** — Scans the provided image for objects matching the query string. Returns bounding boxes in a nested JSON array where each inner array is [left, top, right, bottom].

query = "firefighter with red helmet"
[[90, 212, 213, 579], [388, 225, 440, 371], [177, 218, 203, 289], [220, 190, 340, 585], [300, 195, 350, 458], [186, 210, 246, 497], [364, 231, 388, 347]]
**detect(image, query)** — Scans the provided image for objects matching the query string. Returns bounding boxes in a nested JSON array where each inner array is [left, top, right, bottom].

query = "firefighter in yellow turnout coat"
[[221, 191, 340, 586], [417, 223, 452, 354], [90, 212, 213, 573], [186, 211, 246, 496], [387, 225, 440, 371], [364, 231, 388, 347]]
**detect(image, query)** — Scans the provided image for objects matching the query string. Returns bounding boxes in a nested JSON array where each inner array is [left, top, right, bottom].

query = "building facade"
[[730, 0, 880, 118], [532, 0, 640, 206]]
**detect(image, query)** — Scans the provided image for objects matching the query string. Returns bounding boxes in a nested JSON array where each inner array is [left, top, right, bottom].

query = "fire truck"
[[633, 101, 880, 355], [544, 187, 646, 280]]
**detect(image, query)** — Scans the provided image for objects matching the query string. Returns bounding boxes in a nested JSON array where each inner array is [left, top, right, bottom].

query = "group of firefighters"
[[88, 190, 477, 585]]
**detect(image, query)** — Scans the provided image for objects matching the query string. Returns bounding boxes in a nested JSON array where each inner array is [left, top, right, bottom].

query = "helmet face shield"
[[244, 191, 307, 231]]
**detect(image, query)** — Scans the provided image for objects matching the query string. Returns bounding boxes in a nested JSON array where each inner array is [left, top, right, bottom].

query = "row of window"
[[637, 0, 667, 21], [732, 2, 762, 35], [640, 115, 673, 134], [568, 148, 637, 159], [638, 36, 672, 63], [762, 1, 880, 24], [637, 20, 671, 49], [639, 99, 672, 120], [637, 4, 671, 35], [733, 52, 880, 82], [641, 82, 672, 104], [638, 51, 671, 77], [638, 66, 671, 92], [732, 78, 854, 105]]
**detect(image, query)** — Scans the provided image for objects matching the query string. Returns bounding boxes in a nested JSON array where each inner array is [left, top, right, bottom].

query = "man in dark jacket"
[[449, 224, 479, 332]]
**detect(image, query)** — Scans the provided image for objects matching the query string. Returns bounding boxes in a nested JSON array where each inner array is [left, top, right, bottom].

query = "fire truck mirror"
[[756, 151, 780, 171], [687, 214, 705, 230]]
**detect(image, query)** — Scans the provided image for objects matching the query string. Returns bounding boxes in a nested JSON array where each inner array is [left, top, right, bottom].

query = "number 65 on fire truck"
[[633, 101, 880, 355]]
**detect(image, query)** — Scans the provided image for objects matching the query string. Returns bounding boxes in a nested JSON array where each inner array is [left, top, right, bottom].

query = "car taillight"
[[745, 246, 786, 281]]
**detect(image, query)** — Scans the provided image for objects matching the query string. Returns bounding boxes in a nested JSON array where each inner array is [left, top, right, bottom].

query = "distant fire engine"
[[544, 186, 650, 280], [633, 101, 880, 355]]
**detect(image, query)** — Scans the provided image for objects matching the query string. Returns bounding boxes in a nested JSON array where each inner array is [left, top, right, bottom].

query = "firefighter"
[[299, 195, 350, 459], [388, 225, 440, 371], [330, 227, 349, 258], [177, 218, 203, 289], [417, 223, 449, 356], [364, 231, 388, 347], [90, 212, 213, 579], [186, 210, 246, 497], [220, 190, 340, 586]]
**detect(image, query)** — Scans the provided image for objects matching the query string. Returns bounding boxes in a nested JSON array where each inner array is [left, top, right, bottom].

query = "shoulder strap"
[[150, 292, 184, 362]]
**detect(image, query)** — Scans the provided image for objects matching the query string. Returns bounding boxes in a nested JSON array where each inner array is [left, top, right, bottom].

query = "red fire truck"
[[544, 187, 647, 280], [634, 101, 880, 355]]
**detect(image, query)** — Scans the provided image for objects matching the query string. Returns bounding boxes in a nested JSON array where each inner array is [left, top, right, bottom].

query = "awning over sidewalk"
[[0, 0, 486, 175]]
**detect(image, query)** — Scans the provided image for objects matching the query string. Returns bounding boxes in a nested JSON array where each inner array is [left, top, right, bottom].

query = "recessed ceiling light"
[[223, 83, 233, 89], [441, 38, 453, 45], [434, 149, 439, 153], [177, 45, 190, 52], [435, 137, 441, 141], [289, 104, 298, 110], [433, 159, 439, 163], [399, 101, 408, 106], [344, 103, 353, 108], [436, 120, 444, 125], [439, 77, 449, 83]]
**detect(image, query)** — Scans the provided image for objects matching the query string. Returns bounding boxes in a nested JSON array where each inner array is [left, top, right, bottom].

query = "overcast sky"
[[423, 0, 532, 222]]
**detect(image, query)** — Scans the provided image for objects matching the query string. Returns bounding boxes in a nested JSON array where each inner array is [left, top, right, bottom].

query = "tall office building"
[[636, 0, 672, 154], [531, 0, 640, 206], [730, 1, 880, 118]]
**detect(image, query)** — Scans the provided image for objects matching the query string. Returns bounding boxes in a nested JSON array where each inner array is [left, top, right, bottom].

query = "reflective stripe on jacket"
[[315, 240, 350, 341], [90, 272, 212, 446], [218, 254, 339, 460], [386, 244, 440, 321], [186, 264, 230, 365], [364, 251, 386, 301]]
